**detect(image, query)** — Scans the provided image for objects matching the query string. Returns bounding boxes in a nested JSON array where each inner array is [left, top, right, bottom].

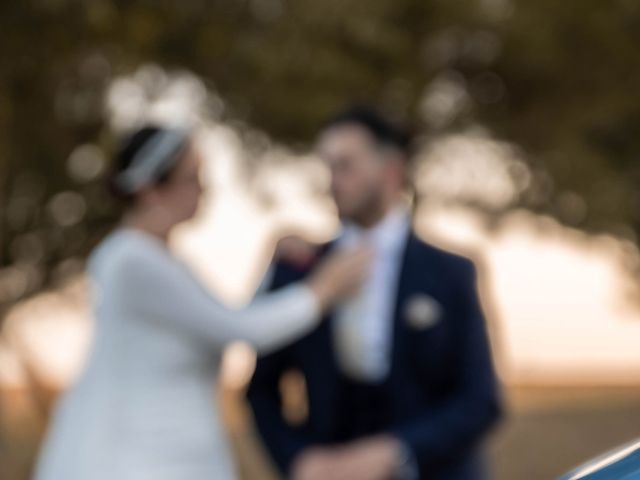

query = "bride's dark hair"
[[109, 125, 187, 202]]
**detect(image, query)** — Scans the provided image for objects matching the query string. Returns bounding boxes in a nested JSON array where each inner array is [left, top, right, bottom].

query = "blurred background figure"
[[248, 107, 502, 480], [2, 1, 640, 480], [34, 125, 371, 480]]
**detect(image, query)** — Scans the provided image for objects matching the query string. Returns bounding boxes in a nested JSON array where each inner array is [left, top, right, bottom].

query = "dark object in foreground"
[[559, 438, 640, 479]]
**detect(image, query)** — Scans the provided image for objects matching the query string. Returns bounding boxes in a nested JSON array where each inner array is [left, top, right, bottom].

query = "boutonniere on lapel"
[[404, 294, 442, 331]]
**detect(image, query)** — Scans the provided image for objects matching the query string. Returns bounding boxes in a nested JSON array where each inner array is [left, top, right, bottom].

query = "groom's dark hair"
[[321, 106, 414, 158]]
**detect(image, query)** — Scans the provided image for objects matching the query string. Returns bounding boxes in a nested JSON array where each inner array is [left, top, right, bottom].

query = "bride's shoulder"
[[89, 229, 166, 274]]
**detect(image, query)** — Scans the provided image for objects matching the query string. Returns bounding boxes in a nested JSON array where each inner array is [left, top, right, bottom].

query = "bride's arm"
[[114, 241, 320, 354]]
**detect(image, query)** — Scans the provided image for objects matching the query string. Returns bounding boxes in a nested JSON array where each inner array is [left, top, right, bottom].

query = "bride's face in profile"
[[145, 141, 205, 225]]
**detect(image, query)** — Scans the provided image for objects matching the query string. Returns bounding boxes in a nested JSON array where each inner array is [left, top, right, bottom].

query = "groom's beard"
[[337, 189, 387, 228]]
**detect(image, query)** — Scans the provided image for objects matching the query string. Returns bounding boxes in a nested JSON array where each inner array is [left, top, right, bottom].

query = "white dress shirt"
[[333, 206, 411, 383]]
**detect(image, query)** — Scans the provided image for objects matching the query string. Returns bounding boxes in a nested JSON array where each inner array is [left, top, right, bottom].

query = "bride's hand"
[[305, 244, 373, 312], [275, 235, 319, 268]]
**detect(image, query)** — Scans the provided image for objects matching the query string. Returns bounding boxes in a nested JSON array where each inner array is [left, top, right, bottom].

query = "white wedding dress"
[[35, 228, 320, 480]]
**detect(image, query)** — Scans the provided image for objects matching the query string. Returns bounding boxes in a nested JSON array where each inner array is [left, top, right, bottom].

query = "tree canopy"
[[1, 0, 640, 309]]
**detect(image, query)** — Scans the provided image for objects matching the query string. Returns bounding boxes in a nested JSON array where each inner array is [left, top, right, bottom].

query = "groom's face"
[[317, 124, 389, 223]]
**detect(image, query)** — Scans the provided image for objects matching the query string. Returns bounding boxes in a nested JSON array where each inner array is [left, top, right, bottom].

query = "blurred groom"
[[247, 107, 502, 480]]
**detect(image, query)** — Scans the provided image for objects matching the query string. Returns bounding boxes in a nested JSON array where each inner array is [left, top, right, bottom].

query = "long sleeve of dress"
[[109, 232, 321, 354]]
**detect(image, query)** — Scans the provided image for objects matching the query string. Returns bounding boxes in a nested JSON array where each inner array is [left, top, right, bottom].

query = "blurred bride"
[[34, 126, 370, 480]]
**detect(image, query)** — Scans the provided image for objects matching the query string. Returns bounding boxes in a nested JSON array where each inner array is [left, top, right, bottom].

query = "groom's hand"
[[291, 435, 404, 480], [290, 447, 341, 480], [330, 435, 404, 480]]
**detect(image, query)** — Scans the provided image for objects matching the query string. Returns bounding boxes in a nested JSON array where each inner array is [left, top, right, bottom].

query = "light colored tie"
[[334, 283, 373, 380], [334, 234, 394, 382], [333, 209, 409, 382]]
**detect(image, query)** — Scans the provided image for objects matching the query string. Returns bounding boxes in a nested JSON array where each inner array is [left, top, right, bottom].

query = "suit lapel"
[[319, 240, 343, 379], [305, 241, 343, 436], [389, 231, 434, 377]]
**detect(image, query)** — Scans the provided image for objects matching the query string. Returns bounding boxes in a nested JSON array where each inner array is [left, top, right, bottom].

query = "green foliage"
[[1, 0, 639, 308]]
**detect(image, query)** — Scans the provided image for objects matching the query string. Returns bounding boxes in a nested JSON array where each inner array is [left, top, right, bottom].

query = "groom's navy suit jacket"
[[247, 231, 503, 480]]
